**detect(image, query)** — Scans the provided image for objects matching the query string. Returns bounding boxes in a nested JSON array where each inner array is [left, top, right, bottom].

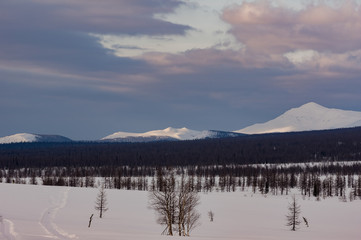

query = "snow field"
[[0, 183, 360, 240]]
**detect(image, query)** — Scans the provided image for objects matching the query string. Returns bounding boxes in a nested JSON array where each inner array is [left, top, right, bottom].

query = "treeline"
[[2, 163, 361, 200], [1, 127, 361, 168]]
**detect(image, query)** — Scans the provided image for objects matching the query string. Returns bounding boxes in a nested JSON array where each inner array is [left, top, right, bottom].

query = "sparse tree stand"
[[95, 184, 108, 218], [286, 195, 301, 231]]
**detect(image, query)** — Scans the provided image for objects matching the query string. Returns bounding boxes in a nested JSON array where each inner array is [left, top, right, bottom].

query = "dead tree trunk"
[[88, 214, 94, 228]]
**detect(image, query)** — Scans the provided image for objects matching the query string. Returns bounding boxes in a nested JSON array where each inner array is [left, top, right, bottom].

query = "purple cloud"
[[0, 0, 189, 35], [1, 0, 361, 140], [222, 1, 361, 54]]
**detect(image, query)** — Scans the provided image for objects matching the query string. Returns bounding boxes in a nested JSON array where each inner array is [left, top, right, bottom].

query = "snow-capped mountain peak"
[[0, 133, 72, 144], [236, 102, 361, 134], [101, 127, 214, 141], [0, 133, 38, 144], [286, 102, 327, 116]]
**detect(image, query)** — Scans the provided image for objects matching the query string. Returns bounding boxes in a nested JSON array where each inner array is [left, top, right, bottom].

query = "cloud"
[[222, 1, 361, 54], [134, 1, 361, 75], [92, 0, 244, 57], [2, 0, 361, 139], [0, 29, 158, 94], [0, 0, 189, 35], [0, 0, 177, 92]]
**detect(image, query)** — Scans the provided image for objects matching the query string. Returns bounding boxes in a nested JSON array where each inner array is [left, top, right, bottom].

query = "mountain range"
[[2, 102, 361, 144], [100, 127, 243, 142]]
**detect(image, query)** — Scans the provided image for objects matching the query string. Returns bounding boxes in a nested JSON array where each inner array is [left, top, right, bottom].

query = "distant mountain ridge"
[[236, 102, 361, 134], [3, 102, 361, 143], [0, 128, 243, 144], [100, 127, 243, 142], [0, 133, 72, 144]]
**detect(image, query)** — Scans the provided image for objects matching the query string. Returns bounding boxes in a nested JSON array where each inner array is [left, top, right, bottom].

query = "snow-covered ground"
[[0, 183, 360, 240]]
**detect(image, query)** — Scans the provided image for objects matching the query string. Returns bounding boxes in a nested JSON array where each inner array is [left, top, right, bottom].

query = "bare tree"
[[176, 175, 188, 236], [286, 195, 301, 231], [177, 176, 201, 236], [149, 171, 200, 237], [88, 214, 94, 228], [208, 210, 214, 222], [95, 184, 108, 218], [149, 171, 176, 235], [302, 216, 309, 227], [184, 195, 200, 236]]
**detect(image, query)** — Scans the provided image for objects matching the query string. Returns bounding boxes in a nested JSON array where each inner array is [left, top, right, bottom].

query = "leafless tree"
[[88, 214, 94, 228], [149, 171, 176, 235], [176, 175, 188, 236], [184, 196, 200, 236], [95, 184, 108, 218], [149, 171, 200, 237], [176, 176, 201, 236], [286, 195, 301, 231], [208, 210, 214, 222], [302, 216, 309, 227]]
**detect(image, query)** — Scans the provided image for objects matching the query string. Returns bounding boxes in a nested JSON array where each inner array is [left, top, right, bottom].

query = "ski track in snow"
[[0, 218, 18, 240], [39, 188, 77, 240]]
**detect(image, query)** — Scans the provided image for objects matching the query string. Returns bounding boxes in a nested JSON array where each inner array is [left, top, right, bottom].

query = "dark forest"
[[1, 127, 361, 169]]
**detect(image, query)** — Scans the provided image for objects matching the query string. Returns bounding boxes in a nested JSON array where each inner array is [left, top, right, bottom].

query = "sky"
[[1, 0, 361, 140]]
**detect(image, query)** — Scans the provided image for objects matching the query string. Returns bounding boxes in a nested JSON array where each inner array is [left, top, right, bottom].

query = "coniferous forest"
[[1, 127, 361, 168]]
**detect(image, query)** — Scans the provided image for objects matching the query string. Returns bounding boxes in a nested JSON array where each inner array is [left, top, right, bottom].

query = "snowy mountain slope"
[[0, 133, 72, 144], [0, 133, 37, 144], [236, 102, 361, 134], [35, 134, 73, 143], [101, 127, 243, 142]]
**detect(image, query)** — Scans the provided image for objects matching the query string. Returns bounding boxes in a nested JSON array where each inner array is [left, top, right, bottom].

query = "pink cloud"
[[141, 48, 291, 76], [222, 1, 361, 54], [138, 0, 361, 80]]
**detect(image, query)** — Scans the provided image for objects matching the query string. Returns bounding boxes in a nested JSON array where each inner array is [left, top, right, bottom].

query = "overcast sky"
[[1, 0, 361, 140]]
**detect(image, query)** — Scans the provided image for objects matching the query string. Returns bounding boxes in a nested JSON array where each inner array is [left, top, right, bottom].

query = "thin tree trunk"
[[88, 214, 94, 228]]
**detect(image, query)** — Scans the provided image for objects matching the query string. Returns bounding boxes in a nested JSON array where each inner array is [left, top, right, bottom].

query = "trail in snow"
[[0, 218, 18, 240], [39, 188, 77, 240]]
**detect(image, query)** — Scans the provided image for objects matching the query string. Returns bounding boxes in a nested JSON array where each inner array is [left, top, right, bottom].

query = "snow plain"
[[0, 183, 360, 240]]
